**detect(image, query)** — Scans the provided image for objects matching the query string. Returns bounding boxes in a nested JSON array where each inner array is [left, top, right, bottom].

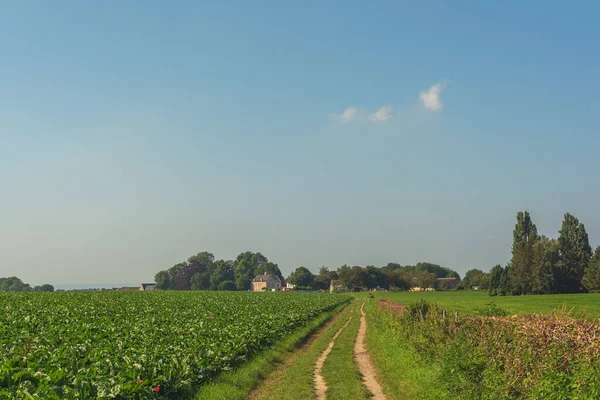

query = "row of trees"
[[154, 253, 462, 292], [0, 277, 54, 292], [488, 212, 600, 295], [154, 251, 284, 291]]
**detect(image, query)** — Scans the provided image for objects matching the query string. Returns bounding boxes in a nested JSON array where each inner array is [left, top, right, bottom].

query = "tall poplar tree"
[[509, 211, 538, 294], [557, 213, 592, 293]]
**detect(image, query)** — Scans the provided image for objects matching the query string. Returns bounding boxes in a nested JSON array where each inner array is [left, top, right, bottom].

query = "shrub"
[[473, 302, 510, 317]]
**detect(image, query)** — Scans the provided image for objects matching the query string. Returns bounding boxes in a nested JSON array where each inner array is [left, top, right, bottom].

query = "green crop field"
[[0, 291, 349, 399], [371, 291, 600, 318]]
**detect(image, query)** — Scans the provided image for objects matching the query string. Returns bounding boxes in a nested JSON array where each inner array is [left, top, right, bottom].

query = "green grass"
[[195, 300, 351, 400], [322, 300, 371, 400], [371, 291, 600, 318], [364, 298, 447, 400], [251, 298, 370, 400]]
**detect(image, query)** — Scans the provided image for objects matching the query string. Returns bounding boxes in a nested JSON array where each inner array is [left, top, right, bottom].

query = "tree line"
[[154, 251, 284, 291], [154, 253, 462, 292], [0, 277, 54, 292], [487, 211, 600, 296]]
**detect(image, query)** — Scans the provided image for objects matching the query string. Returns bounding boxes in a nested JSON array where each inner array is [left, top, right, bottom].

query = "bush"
[[473, 302, 510, 317], [405, 299, 439, 321]]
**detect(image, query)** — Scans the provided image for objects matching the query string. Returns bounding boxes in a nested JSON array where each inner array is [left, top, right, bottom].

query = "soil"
[[354, 300, 387, 400]]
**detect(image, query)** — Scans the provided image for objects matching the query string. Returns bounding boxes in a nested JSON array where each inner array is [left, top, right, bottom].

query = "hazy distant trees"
[[335, 262, 460, 291], [0, 277, 53, 292], [154, 251, 283, 291], [457, 269, 490, 290]]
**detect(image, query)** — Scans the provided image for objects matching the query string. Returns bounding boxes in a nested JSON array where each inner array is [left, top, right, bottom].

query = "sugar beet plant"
[[0, 291, 349, 399]]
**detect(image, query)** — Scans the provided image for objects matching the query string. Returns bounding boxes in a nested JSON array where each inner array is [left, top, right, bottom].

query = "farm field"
[[0, 291, 350, 399], [371, 291, 600, 318]]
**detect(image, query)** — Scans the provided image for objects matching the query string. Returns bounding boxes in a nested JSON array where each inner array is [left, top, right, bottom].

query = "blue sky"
[[1, 1, 599, 285]]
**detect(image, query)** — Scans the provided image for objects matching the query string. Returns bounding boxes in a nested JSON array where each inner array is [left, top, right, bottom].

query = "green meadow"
[[371, 290, 600, 318]]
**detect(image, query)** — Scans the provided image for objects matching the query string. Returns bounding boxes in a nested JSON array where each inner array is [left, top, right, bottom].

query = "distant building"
[[251, 274, 282, 291], [409, 287, 435, 292], [139, 283, 156, 291], [121, 286, 139, 292], [436, 277, 459, 290]]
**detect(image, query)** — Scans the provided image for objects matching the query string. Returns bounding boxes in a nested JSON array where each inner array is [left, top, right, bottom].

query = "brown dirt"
[[313, 316, 353, 400], [377, 298, 406, 315], [247, 307, 346, 400], [354, 300, 387, 400]]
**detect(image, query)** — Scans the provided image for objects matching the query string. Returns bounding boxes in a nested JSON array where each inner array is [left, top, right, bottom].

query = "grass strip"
[[322, 299, 371, 400], [195, 298, 351, 400], [363, 299, 447, 400]]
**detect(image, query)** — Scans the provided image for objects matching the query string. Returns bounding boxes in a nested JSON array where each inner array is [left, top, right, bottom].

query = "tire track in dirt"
[[354, 300, 387, 400], [313, 316, 353, 400]]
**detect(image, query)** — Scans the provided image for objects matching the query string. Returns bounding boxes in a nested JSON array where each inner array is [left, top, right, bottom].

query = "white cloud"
[[369, 105, 393, 122], [419, 83, 443, 111], [334, 106, 358, 123]]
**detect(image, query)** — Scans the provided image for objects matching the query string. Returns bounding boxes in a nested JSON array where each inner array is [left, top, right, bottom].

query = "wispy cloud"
[[369, 105, 392, 122], [419, 83, 443, 111], [333, 106, 358, 124]]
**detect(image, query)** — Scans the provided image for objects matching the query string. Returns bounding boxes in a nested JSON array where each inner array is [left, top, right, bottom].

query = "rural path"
[[313, 316, 353, 400], [247, 304, 349, 400], [354, 300, 387, 400]]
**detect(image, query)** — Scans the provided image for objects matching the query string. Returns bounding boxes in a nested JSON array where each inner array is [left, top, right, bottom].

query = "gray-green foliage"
[[0, 277, 53, 292]]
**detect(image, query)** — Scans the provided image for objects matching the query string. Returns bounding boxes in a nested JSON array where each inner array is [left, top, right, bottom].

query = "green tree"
[[385, 271, 412, 291], [182, 252, 215, 290], [288, 266, 314, 287], [210, 260, 235, 290], [233, 251, 275, 290], [488, 264, 503, 296], [234, 258, 254, 290], [414, 271, 436, 289], [499, 263, 513, 295], [557, 213, 592, 293], [154, 270, 175, 290], [583, 246, 600, 292], [509, 211, 538, 295], [0, 277, 31, 292], [32, 284, 54, 292], [531, 236, 560, 294], [364, 265, 385, 289], [312, 275, 330, 290], [462, 269, 490, 289], [218, 280, 237, 291]]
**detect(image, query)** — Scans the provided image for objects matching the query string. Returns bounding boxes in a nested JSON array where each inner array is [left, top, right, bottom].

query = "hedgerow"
[[389, 300, 600, 399]]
